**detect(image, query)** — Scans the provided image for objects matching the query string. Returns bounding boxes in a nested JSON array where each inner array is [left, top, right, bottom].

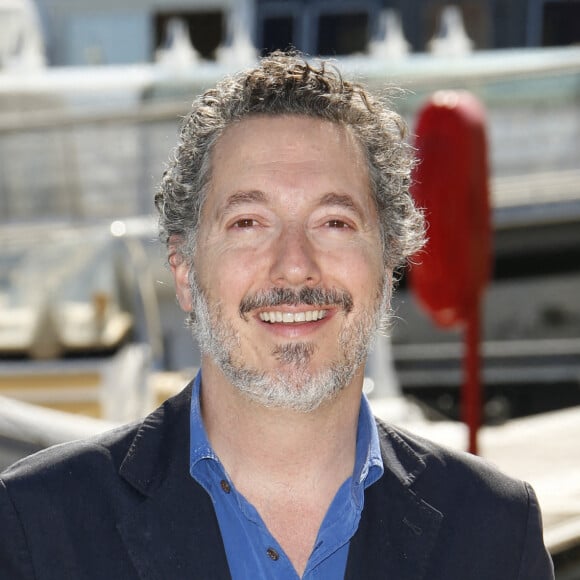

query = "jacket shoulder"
[[371, 419, 554, 579], [0, 382, 192, 487], [0, 384, 202, 579], [376, 418, 528, 501]]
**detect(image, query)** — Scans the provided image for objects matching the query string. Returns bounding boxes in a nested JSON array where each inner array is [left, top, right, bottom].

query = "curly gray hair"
[[155, 51, 425, 271]]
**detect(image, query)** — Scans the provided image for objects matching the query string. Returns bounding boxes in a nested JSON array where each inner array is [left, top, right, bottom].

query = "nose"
[[269, 225, 322, 287]]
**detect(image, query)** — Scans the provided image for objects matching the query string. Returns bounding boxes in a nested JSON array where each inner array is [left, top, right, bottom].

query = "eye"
[[325, 219, 351, 229], [232, 218, 258, 228]]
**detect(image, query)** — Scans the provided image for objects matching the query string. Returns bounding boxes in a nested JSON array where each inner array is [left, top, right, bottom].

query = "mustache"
[[239, 287, 354, 316]]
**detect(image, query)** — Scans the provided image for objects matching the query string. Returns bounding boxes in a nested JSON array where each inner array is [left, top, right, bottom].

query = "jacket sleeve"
[[0, 478, 36, 579], [518, 482, 554, 580]]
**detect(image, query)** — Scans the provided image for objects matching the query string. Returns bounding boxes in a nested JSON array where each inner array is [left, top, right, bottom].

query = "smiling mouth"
[[259, 310, 328, 324]]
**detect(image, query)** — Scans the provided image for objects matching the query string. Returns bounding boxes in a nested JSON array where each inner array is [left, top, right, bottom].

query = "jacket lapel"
[[112, 387, 443, 579], [116, 384, 232, 580], [345, 421, 443, 580]]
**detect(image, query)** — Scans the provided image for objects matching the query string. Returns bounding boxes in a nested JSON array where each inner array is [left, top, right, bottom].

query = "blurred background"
[[1, 0, 580, 574]]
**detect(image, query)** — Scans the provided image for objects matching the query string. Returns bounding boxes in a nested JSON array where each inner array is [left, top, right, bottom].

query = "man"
[[0, 52, 553, 579]]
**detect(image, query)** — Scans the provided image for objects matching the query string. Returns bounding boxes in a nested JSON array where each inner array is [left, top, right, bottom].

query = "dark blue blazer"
[[0, 384, 554, 579]]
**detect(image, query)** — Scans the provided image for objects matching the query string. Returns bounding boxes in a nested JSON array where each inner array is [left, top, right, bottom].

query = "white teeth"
[[259, 310, 328, 324]]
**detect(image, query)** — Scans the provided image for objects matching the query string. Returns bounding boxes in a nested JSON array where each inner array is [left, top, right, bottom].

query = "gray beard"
[[187, 275, 390, 413]]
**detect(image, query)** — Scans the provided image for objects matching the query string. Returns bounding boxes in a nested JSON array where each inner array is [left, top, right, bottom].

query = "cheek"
[[330, 246, 384, 295], [199, 246, 263, 307]]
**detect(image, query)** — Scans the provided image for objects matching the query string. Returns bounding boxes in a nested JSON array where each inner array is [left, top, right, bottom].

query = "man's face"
[[172, 115, 390, 411]]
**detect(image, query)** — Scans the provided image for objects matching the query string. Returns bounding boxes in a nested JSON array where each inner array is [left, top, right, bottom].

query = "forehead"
[[206, 115, 373, 209]]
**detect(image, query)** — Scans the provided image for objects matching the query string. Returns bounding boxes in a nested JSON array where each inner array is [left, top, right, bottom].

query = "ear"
[[168, 238, 193, 312]]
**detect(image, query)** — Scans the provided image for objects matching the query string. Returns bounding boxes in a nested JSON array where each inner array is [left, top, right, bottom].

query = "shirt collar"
[[189, 370, 384, 487], [189, 371, 219, 474], [353, 390, 384, 491]]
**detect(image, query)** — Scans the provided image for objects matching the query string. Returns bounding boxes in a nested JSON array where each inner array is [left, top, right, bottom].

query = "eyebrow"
[[318, 192, 364, 217], [219, 189, 365, 218], [221, 190, 267, 214]]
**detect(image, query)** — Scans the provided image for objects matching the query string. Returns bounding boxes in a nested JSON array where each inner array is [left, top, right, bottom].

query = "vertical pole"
[[462, 298, 482, 455]]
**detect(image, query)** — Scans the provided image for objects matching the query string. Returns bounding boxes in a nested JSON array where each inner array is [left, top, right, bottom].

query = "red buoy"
[[409, 90, 492, 454]]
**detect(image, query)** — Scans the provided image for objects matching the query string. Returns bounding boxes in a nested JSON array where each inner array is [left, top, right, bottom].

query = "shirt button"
[[220, 479, 231, 493], [266, 547, 279, 561]]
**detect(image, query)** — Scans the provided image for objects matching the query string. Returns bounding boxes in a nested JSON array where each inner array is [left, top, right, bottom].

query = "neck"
[[199, 357, 366, 576], [199, 357, 364, 491]]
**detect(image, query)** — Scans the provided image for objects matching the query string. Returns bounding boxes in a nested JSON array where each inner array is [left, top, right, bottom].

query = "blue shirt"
[[189, 371, 384, 579]]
